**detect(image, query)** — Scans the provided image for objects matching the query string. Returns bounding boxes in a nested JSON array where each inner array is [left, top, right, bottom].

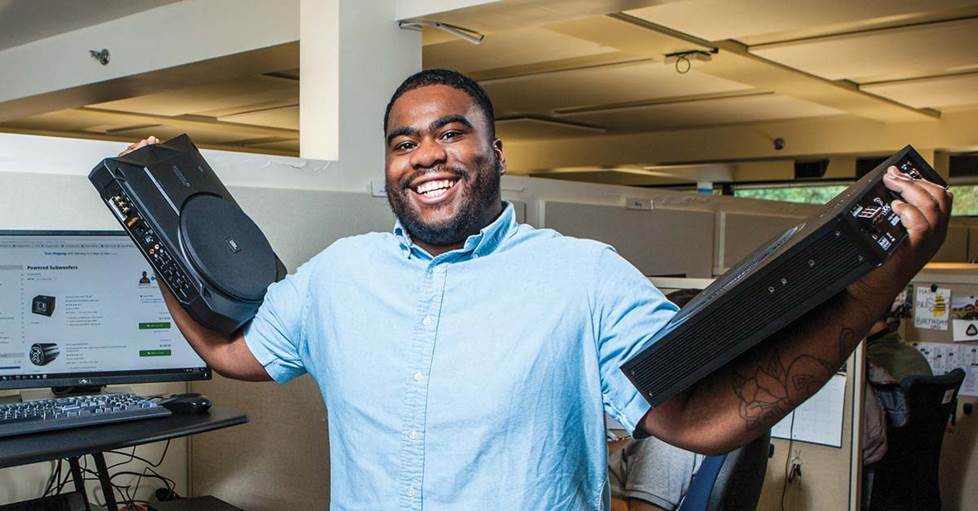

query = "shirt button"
[[413, 372, 424, 382], [407, 487, 416, 498], [422, 316, 433, 326], [409, 430, 418, 440]]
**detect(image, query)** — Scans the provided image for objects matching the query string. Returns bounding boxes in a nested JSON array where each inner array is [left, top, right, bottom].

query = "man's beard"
[[387, 154, 502, 247]]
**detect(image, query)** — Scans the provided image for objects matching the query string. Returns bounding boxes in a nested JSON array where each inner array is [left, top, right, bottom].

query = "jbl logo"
[[226, 238, 241, 253]]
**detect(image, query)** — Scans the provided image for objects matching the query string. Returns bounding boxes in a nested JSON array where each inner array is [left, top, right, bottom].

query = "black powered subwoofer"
[[89, 134, 286, 334], [31, 295, 56, 317], [29, 343, 59, 366], [622, 145, 947, 406]]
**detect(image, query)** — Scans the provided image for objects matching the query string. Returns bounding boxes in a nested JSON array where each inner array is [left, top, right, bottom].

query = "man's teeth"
[[415, 179, 456, 196]]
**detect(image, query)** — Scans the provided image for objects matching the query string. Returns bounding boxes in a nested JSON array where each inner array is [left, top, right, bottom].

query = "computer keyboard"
[[0, 393, 171, 439]]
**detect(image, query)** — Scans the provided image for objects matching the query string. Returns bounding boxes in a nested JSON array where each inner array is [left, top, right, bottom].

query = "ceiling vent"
[[794, 159, 829, 179], [950, 153, 978, 178], [856, 156, 888, 178]]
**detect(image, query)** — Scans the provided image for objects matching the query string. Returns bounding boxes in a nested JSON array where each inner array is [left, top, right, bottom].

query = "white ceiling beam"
[[397, 0, 501, 21], [527, 169, 691, 187], [504, 108, 978, 172], [642, 163, 733, 181], [547, 13, 939, 123], [77, 108, 299, 138], [0, 0, 300, 122], [397, 0, 685, 32], [524, 163, 732, 184]]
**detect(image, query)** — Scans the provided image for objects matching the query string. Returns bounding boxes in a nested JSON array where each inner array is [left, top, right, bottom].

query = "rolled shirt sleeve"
[[622, 437, 704, 510], [243, 258, 317, 384], [593, 246, 678, 434]]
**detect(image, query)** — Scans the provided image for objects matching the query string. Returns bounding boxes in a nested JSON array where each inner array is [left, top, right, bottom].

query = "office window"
[[950, 184, 978, 216], [733, 184, 849, 205], [733, 182, 978, 216]]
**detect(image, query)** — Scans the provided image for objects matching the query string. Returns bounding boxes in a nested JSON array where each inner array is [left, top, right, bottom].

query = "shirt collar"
[[393, 202, 518, 260]]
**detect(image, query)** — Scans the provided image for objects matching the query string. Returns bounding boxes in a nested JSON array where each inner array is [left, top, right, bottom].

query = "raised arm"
[[642, 167, 952, 454], [120, 137, 270, 382], [157, 281, 270, 381]]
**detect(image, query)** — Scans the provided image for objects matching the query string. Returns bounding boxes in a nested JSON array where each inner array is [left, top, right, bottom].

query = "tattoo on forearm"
[[731, 336, 841, 430]]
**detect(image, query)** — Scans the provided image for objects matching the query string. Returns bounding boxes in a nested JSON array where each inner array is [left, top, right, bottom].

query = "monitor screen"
[[0, 230, 209, 389]]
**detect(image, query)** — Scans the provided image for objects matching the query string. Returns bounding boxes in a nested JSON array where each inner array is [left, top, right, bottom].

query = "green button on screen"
[[139, 349, 172, 357], [139, 322, 171, 330]]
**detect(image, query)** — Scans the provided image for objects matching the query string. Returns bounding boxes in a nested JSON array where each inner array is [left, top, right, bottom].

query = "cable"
[[105, 446, 143, 507], [81, 465, 142, 508], [107, 440, 170, 468], [84, 439, 174, 505], [104, 441, 177, 503], [780, 414, 797, 511], [112, 443, 176, 501], [46, 440, 174, 507], [107, 446, 139, 470], [53, 455, 83, 495], [110, 469, 175, 493], [42, 458, 60, 497]]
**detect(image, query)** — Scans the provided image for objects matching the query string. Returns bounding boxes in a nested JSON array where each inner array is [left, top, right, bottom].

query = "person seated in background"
[[862, 293, 933, 498], [609, 289, 769, 511], [870, 299, 932, 414]]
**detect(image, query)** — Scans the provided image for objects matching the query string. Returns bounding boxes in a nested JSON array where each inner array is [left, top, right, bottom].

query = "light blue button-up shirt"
[[244, 203, 677, 510]]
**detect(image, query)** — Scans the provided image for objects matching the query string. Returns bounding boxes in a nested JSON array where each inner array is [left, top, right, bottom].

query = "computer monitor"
[[0, 230, 210, 390]]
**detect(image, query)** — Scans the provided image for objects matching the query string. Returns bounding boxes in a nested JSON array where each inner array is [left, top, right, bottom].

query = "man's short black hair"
[[384, 69, 496, 139]]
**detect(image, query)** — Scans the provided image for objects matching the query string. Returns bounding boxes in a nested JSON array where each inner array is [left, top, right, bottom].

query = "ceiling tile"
[[495, 117, 605, 140], [483, 60, 754, 115], [89, 76, 297, 117], [750, 18, 978, 83], [220, 105, 299, 130], [0, 108, 296, 147], [862, 73, 978, 109], [557, 93, 843, 131], [239, 139, 300, 154], [624, 0, 977, 42], [424, 26, 618, 73]]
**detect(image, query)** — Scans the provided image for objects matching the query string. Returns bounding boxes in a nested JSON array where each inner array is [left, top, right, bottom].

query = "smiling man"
[[129, 69, 952, 510], [383, 72, 506, 256]]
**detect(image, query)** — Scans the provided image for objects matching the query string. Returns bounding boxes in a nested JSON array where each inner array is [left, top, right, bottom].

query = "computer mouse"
[[160, 393, 212, 414]]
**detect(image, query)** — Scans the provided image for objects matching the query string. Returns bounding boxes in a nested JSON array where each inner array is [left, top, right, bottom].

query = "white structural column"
[[330, 0, 421, 186], [300, 0, 423, 181], [300, 0, 339, 160]]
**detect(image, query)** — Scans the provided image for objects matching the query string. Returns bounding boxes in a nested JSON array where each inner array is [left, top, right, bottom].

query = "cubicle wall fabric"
[[542, 201, 715, 278]]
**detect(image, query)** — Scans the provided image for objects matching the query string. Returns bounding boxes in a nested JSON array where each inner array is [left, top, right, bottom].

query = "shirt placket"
[[397, 261, 447, 510]]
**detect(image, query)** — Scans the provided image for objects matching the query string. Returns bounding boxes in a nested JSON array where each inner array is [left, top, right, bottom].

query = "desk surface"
[[0, 407, 247, 468]]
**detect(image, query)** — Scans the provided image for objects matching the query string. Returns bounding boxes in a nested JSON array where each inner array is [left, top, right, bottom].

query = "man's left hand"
[[850, 166, 953, 301]]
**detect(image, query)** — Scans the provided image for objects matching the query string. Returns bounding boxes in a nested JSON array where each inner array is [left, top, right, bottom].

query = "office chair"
[[678, 431, 771, 511], [867, 368, 965, 511], [679, 454, 727, 511]]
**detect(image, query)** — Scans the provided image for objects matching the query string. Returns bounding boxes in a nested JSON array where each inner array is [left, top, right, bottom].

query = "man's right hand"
[[116, 135, 270, 382], [119, 136, 161, 157]]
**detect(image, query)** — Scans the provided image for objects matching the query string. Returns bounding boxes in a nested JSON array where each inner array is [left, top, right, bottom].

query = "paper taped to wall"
[[952, 320, 978, 342], [771, 373, 847, 447], [915, 287, 951, 331], [913, 342, 978, 397]]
